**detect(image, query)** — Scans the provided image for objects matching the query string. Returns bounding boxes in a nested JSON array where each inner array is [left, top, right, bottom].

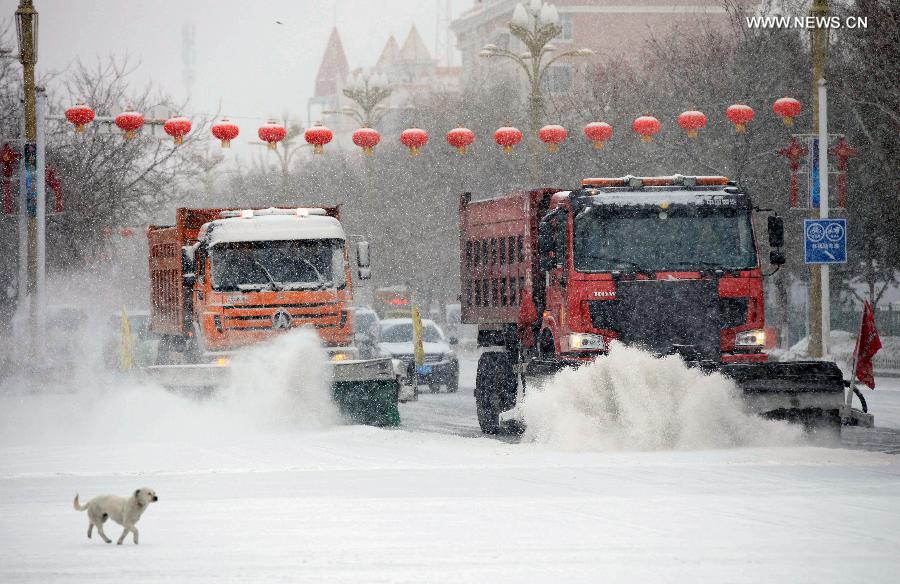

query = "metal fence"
[[785, 306, 900, 348], [833, 307, 900, 337]]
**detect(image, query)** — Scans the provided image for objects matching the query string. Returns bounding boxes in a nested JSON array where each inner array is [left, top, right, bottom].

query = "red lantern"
[[305, 124, 333, 154], [632, 115, 660, 143], [163, 116, 192, 145], [352, 127, 381, 155], [726, 104, 755, 133], [115, 110, 144, 140], [494, 126, 523, 154], [539, 125, 567, 152], [65, 103, 95, 133], [100, 227, 113, 238], [211, 118, 240, 148], [446, 127, 475, 155], [120, 227, 135, 238], [773, 97, 801, 127], [583, 122, 612, 149], [258, 121, 287, 150], [677, 110, 707, 139], [400, 128, 429, 156]]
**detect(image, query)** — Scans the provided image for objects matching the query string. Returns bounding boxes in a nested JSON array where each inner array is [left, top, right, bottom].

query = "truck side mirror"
[[769, 249, 786, 266], [538, 220, 555, 271], [181, 246, 196, 286], [767, 216, 784, 248], [356, 241, 370, 268], [356, 241, 371, 280]]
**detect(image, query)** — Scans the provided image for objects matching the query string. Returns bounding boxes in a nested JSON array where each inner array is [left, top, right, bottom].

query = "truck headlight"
[[735, 329, 766, 347], [329, 346, 359, 361], [567, 333, 606, 351]]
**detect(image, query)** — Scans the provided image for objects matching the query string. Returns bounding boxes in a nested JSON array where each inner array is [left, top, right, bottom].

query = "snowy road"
[[1, 349, 900, 583]]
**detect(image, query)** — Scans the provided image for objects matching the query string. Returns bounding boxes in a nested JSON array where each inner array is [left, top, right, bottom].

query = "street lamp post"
[[324, 70, 392, 203], [479, 1, 592, 183], [15, 0, 39, 353]]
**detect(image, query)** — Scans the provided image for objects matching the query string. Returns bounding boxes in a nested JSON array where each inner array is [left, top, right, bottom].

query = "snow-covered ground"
[[1, 339, 899, 583]]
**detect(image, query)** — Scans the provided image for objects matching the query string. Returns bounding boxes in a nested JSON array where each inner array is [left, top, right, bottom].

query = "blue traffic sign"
[[804, 218, 847, 264]]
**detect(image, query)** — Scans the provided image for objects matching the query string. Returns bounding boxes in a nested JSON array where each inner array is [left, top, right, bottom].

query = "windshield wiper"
[[585, 254, 653, 276], [668, 261, 735, 273], [298, 258, 330, 289], [237, 283, 272, 292], [252, 260, 283, 291]]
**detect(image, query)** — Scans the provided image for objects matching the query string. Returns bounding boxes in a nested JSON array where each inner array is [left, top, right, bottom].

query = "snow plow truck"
[[459, 175, 872, 436], [143, 205, 403, 426]]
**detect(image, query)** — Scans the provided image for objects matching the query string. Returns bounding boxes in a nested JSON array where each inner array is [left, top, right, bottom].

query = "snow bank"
[[521, 343, 803, 451], [0, 328, 337, 447]]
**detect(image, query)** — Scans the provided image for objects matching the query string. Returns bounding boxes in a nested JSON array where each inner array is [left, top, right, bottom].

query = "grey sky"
[[2, 0, 464, 126]]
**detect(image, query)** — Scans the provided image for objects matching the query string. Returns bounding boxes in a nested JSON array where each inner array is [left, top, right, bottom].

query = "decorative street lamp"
[[329, 69, 392, 127], [479, 1, 593, 182]]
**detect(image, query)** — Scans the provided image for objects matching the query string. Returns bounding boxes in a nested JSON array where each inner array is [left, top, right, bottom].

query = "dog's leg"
[[116, 526, 128, 545], [96, 523, 112, 544], [87, 522, 93, 539], [130, 525, 139, 545]]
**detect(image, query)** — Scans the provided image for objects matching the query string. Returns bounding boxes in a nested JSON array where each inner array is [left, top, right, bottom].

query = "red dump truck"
[[144, 205, 402, 425], [459, 175, 870, 435]]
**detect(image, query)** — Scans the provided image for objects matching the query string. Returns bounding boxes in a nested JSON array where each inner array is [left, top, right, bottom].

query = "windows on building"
[[557, 13, 573, 42]]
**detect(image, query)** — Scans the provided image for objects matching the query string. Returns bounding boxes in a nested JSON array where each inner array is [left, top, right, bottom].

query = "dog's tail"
[[73, 494, 88, 511]]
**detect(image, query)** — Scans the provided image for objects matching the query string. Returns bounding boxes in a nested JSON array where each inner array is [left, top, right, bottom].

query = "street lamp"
[[325, 69, 392, 128], [16, 0, 40, 354], [479, 1, 593, 182]]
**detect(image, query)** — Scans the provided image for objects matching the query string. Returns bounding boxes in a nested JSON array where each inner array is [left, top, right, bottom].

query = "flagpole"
[[845, 310, 863, 407]]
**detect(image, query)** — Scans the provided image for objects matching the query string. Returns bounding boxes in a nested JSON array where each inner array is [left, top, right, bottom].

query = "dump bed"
[[148, 206, 342, 335], [458, 189, 557, 326]]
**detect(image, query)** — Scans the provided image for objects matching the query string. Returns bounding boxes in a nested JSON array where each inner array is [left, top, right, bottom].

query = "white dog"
[[73, 488, 158, 545]]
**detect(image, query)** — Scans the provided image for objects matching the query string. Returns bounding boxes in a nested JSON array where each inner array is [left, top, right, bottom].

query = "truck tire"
[[446, 374, 458, 393], [475, 351, 516, 435]]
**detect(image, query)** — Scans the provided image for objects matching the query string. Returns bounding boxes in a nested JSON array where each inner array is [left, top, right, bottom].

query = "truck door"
[[547, 210, 568, 332]]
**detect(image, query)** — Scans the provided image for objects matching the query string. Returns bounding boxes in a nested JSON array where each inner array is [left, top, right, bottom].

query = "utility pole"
[[807, 0, 829, 358], [15, 0, 39, 354]]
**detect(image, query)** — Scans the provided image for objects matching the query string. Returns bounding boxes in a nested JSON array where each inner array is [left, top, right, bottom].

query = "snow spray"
[[521, 343, 804, 451], [0, 322, 338, 447]]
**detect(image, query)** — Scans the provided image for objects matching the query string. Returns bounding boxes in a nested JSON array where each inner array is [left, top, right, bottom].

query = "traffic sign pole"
[[818, 78, 830, 358]]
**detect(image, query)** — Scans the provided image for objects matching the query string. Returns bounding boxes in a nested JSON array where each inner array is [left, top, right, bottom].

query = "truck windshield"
[[573, 207, 757, 272], [209, 239, 346, 292]]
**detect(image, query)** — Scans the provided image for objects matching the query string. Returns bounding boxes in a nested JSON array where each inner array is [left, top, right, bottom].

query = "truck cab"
[[150, 206, 371, 363], [536, 175, 784, 364]]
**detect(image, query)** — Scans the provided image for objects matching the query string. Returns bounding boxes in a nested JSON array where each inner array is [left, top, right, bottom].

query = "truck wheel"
[[475, 352, 516, 435], [429, 384, 441, 394], [446, 375, 458, 393]]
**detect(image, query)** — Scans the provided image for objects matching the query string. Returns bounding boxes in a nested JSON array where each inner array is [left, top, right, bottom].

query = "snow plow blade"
[[331, 358, 402, 427], [719, 360, 849, 427], [137, 358, 402, 427]]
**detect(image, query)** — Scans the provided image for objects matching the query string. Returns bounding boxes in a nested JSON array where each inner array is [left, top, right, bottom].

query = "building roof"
[[399, 25, 433, 64], [314, 28, 350, 98], [376, 35, 400, 70]]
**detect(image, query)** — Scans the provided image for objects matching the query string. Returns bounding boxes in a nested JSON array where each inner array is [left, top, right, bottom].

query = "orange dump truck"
[[143, 205, 401, 425]]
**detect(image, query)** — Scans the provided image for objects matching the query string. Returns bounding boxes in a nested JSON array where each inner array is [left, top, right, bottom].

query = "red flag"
[[854, 301, 883, 389]]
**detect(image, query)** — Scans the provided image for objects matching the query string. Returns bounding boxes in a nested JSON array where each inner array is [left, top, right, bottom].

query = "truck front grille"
[[588, 280, 746, 361]]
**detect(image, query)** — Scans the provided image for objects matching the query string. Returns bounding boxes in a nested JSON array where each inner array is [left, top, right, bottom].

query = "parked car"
[[377, 318, 458, 393], [350, 306, 380, 359]]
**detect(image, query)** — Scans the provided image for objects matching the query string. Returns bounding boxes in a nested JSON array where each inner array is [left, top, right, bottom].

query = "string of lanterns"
[[62, 97, 803, 156]]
